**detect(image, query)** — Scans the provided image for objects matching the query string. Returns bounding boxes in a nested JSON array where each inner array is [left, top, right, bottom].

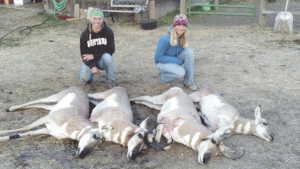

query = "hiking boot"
[[185, 84, 199, 91], [107, 80, 116, 89]]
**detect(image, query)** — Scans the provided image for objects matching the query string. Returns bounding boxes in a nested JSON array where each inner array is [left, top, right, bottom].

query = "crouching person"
[[154, 14, 198, 91], [79, 9, 116, 88]]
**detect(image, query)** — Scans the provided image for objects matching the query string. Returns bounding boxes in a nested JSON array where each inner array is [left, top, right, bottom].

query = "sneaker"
[[185, 84, 199, 91], [107, 80, 116, 89]]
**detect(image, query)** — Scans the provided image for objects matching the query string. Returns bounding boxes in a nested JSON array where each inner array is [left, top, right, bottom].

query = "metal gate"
[[188, 0, 257, 19], [102, 0, 149, 13]]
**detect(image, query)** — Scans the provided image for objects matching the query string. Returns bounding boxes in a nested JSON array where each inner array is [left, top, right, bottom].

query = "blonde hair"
[[170, 28, 188, 48], [89, 22, 92, 40]]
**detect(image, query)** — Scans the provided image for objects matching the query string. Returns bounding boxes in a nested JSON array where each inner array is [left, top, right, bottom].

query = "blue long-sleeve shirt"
[[154, 28, 185, 65]]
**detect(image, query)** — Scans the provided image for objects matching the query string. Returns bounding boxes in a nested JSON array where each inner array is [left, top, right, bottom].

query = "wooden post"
[[180, 0, 187, 15], [74, 4, 80, 19], [214, 0, 219, 10], [259, 0, 267, 27], [149, 0, 155, 19]]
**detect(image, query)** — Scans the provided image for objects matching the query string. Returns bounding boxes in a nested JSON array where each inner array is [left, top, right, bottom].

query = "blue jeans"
[[79, 53, 115, 84], [156, 48, 195, 86]]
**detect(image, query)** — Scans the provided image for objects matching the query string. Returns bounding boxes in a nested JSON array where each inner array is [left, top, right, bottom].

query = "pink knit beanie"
[[173, 14, 188, 27]]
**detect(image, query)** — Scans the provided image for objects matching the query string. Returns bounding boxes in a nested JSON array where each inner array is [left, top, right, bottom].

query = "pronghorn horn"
[[208, 134, 232, 145], [143, 123, 164, 142], [209, 127, 230, 144], [149, 138, 173, 151], [220, 142, 245, 160], [150, 123, 164, 133], [143, 123, 172, 150], [143, 123, 164, 136], [217, 134, 232, 143]]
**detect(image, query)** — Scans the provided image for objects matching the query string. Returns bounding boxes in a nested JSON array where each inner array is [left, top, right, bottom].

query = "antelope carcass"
[[2, 87, 113, 158], [188, 87, 273, 142], [130, 87, 244, 164], [88, 87, 171, 161]]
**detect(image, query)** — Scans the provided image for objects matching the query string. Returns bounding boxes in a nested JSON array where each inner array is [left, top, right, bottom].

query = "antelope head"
[[254, 106, 273, 142], [197, 127, 245, 164], [76, 125, 113, 158], [127, 117, 172, 161]]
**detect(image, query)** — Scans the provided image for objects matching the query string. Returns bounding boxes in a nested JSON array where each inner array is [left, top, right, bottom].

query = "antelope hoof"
[[6, 107, 10, 112]]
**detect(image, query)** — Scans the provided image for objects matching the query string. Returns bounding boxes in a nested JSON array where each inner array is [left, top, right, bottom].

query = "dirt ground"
[[0, 3, 300, 169]]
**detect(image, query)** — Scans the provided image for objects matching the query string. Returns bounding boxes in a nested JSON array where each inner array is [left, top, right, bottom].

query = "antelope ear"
[[139, 117, 150, 129], [254, 106, 262, 124]]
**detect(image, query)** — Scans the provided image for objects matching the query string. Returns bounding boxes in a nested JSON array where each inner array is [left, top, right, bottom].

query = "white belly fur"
[[200, 95, 226, 130]]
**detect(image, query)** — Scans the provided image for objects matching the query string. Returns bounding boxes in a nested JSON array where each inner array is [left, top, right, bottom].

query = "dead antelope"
[[130, 87, 244, 164], [88, 87, 171, 161], [188, 87, 273, 142], [2, 87, 113, 158]]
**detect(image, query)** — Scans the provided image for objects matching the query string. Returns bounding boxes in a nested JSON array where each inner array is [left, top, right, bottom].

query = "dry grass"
[[0, 7, 300, 169]]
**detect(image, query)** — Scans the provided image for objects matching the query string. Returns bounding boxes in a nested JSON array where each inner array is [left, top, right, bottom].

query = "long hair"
[[170, 28, 188, 48], [88, 21, 104, 40], [89, 22, 92, 40]]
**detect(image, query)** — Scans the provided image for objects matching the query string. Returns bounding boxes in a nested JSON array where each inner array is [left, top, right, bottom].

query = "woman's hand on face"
[[91, 67, 101, 74], [82, 54, 94, 61]]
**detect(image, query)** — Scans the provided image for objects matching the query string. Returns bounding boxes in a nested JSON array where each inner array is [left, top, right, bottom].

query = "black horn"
[[143, 123, 173, 150], [149, 138, 173, 151], [217, 134, 232, 143], [143, 122, 164, 140], [150, 123, 164, 133]]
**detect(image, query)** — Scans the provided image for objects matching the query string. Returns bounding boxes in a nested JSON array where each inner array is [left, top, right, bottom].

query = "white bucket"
[[14, 0, 31, 5]]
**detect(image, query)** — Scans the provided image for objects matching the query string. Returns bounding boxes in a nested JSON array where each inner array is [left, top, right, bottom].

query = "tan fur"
[[89, 87, 153, 160], [1, 87, 112, 158], [189, 87, 273, 142], [89, 87, 134, 146], [155, 88, 212, 149], [132, 87, 245, 164], [2, 87, 91, 139]]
